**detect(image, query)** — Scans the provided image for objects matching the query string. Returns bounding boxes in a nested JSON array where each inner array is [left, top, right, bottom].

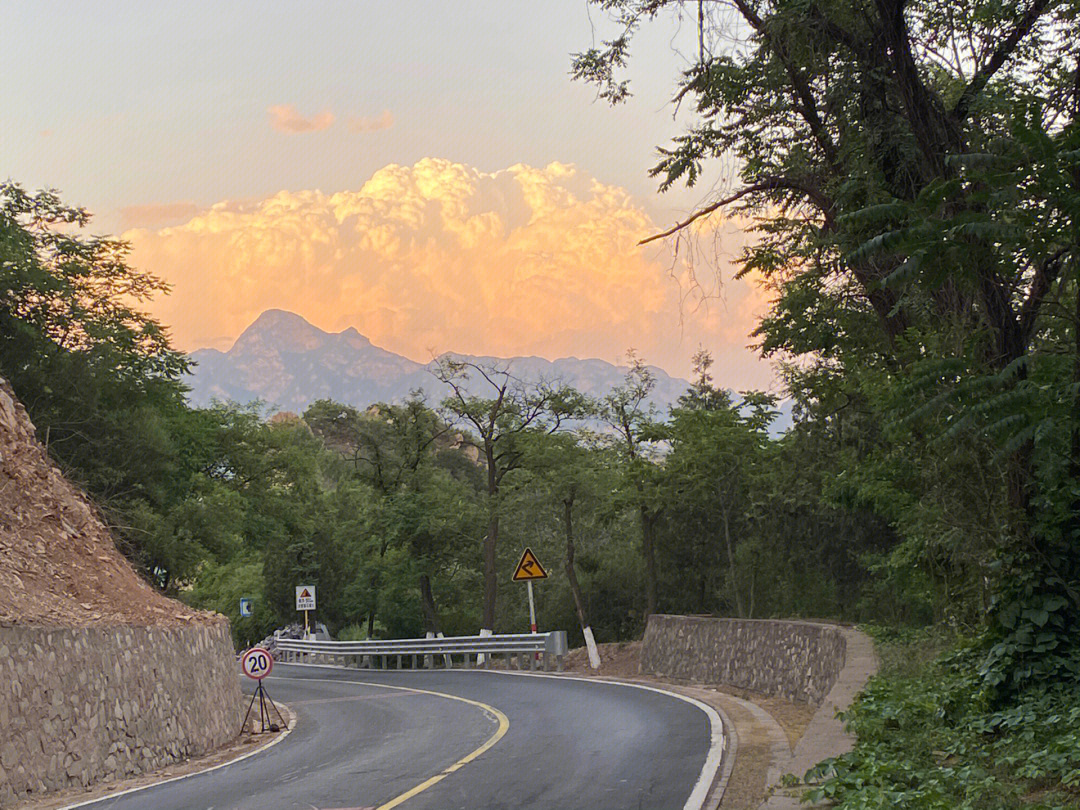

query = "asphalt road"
[[68, 663, 716, 810]]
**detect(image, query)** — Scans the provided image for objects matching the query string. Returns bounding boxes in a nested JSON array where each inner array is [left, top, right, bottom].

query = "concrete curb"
[[758, 626, 878, 809], [705, 700, 738, 810]]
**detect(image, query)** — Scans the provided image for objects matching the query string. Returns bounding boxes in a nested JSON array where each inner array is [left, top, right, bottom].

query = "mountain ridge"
[[184, 310, 693, 413]]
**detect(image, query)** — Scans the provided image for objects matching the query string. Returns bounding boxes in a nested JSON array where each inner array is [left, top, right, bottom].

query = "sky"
[[3, 1, 775, 388]]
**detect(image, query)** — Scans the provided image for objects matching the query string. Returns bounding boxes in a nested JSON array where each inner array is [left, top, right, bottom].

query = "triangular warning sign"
[[299, 588, 311, 598], [512, 547, 548, 581]]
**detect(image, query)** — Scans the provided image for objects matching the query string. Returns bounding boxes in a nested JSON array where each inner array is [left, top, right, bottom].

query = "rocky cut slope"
[[0, 377, 242, 806], [0, 379, 209, 626]]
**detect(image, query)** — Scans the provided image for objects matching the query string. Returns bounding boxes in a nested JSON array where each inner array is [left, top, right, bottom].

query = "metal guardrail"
[[274, 631, 569, 672]]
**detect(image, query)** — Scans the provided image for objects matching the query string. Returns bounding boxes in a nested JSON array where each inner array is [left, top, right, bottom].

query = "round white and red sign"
[[241, 647, 274, 680]]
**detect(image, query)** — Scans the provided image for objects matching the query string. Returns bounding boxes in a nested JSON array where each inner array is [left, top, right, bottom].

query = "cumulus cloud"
[[119, 201, 200, 228], [267, 104, 335, 133], [125, 159, 773, 387], [348, 110, 394, 132]]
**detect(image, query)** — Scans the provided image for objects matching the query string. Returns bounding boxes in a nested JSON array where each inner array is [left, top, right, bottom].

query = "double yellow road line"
[[273, 675, 510, 810]]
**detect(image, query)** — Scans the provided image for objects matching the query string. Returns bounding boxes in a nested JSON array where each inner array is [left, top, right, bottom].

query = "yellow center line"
[[290, 693, 416, 707], [271, 675, 510, 810]]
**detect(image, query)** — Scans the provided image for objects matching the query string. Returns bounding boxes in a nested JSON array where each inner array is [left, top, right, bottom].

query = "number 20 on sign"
[[241, 647, 274, 680]]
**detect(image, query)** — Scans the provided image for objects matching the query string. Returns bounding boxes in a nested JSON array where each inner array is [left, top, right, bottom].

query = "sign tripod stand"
[[240, 647, 286, 734]]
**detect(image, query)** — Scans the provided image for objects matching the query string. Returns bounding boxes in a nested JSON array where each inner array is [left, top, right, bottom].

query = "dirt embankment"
[[0, 378, 218, 627]]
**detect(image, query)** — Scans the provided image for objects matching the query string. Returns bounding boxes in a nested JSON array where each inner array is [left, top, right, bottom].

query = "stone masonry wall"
[[640, 615, 847, 704], [0, 622, 243, 807]]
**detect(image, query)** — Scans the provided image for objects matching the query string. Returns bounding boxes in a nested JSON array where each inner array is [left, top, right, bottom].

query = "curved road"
[[69, 663, 717, 810]]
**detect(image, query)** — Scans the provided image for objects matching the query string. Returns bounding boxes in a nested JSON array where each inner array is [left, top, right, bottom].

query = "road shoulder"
[[12, 701, 295, 810]]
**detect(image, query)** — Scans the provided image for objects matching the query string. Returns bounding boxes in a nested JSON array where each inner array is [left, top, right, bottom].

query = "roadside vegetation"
[[808, 626, 1080, 809], [570, 0, 1080, 805], [2, 0, 1080, 805]]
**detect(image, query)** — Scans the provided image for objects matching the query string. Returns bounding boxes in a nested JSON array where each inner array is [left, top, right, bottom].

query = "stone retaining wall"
[[640, 615, 847, 704], [0, 622, 242, 807]]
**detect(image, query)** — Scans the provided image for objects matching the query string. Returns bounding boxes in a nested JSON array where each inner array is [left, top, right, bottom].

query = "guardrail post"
[[530, 651, 537, 671], [543, 650, 551, 672], [463, 652, 471, 669]]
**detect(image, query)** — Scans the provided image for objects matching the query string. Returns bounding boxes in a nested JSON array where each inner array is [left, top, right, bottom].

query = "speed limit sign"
[[241, 647, 274, 680]]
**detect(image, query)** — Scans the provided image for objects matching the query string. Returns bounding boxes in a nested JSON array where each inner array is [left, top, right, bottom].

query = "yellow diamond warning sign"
[[512, 547, 548, 582]]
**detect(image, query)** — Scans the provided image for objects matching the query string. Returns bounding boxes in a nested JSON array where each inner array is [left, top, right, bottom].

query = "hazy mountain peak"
[[229, 310, 379, 356], [186, 309, 695, 416], [232, 308, 329, 353]]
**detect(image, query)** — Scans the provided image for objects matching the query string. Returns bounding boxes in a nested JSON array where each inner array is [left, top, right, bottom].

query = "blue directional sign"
[[240, 597, 254, 617]]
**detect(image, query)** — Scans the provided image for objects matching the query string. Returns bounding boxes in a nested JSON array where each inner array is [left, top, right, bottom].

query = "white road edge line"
[[277, 661, 728, 810], [473, 668, 727, 810], [59, 691, 294, 810]]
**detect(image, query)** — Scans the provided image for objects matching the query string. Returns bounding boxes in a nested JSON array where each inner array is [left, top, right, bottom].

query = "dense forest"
[[0, 186, 903, 646], [3, 0, 1080, 805]]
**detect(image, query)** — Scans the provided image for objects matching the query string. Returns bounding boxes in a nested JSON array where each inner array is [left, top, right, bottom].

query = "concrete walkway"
[[758, 627, 878, 809]]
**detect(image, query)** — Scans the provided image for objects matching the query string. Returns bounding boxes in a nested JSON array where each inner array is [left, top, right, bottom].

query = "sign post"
[[527, 580, 537, 634], [239, 647, 286, 734], [295, 585, 316, 637], [512, 548, 548, 646]]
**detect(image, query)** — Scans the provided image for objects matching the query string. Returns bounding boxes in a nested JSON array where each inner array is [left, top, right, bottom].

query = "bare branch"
[[1019, 248, 1069, 342], [639, 175, 833, 245], [952, 0, 1057, 121]]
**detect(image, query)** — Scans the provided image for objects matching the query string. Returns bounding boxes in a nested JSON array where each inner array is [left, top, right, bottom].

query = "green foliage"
[[182, 555, 274, 648], [810, 635, 1080, 809]]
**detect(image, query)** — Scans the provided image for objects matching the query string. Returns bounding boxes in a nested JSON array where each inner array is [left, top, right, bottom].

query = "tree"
[[305, 397, 480, 638], [516, 429, 611, 668], [575, 0, 1080, 689], [596, 352, 667, 618], [666, 353, 777, 617], [433, 359, 583, 634], [0, 182, 210, 584]]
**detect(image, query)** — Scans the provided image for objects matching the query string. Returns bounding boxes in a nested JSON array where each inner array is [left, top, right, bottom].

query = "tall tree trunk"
[[1071, 277, 1080, 500], [481, 445, 499, 633], [748, 563, 756, 620], [482, 513, 499, 630], [419, 572, 441, 636], [640, 506, 658, 618], [365, 539, 391, 640], [721, 507, 745, 618], [419, 572, 450, 668], [564, 494, 600, 669]]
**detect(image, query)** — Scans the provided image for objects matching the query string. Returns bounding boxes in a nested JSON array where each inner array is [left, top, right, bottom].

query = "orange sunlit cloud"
[[125, 159, 774, 386], [348, 110, 394, 132], [267, 104, 335, 133]]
